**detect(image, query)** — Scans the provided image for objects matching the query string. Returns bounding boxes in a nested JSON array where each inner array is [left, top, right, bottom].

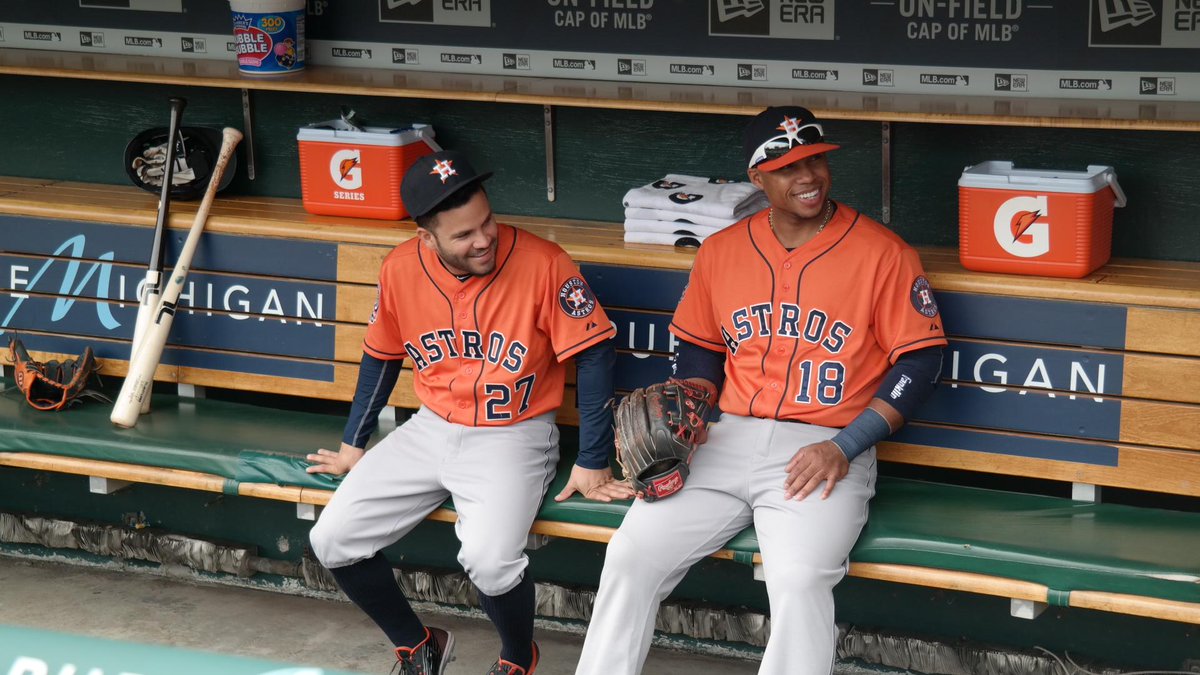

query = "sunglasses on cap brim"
[[748, 123, 826, 169]]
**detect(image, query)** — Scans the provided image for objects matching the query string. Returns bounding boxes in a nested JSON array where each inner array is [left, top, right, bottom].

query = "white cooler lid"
[[296, 123, 438, 148], [959, 161, 1126, 206]]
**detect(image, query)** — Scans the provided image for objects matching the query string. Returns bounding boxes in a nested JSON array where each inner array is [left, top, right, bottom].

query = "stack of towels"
[[622, 174, 768, 247]]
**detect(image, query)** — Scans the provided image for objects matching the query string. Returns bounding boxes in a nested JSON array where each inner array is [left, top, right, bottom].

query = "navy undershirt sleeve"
[[672, 338, 727, 389], [573, 338, 616, 470], [342, 352, 404, 449], [872, 345, 944, 420]]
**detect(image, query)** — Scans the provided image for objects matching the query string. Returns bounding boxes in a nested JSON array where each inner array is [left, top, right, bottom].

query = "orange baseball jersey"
[[670, 203, 947, 427], [365, 223, 615, 426]]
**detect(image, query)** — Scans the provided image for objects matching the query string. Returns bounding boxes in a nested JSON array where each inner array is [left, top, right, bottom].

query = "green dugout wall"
[[0, 76, 1197, 261]]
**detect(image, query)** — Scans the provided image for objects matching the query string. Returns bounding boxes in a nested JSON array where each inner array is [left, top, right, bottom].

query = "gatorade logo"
[[330, 149, 363, 190], [994, 195, 1050, 258]]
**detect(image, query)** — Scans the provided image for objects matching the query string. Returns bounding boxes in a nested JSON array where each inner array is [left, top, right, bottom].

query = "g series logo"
[[330, 149, 363, 190], [994, 195, 1049, 258]]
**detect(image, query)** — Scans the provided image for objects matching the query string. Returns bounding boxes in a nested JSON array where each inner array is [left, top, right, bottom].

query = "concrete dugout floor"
[[0, 556, 769, 674]]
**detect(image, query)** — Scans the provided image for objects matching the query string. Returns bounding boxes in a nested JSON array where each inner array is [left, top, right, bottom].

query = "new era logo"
[[737, 64, 766, 81], [714, 0, 765, 21], [181, 37, 206, 53], [863, 69, 893, 86], [380, 0, 433, 22], [1098, 0, 1156, 31], [617, 58, 646, 76], [1090, 0, 1164, 46], [503, 53, 530, 69], [1140, 76, 1176, 94], [392, 48, 419, 64], [994, 73, 1027, 91]]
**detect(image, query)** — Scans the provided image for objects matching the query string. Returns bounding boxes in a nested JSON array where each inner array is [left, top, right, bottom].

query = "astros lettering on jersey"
[[365, 222, 615, 426], [671, 203, 947, 427]]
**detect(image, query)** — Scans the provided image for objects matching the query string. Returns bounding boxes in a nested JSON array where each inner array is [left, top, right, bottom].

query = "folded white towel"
[[624, 230, 707, 248], [622, 174, 765, 219], [623, 218, 726, 237], [623, 206, 758, 229]]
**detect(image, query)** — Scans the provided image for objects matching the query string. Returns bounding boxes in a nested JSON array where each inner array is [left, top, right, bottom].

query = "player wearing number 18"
[[576, 107, 948, 675], [308, 150, 630, 675]]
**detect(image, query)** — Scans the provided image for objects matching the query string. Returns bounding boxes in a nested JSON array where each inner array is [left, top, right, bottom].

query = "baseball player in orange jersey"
[[308, 150, 631, 675], [576, 107, 947, 675]]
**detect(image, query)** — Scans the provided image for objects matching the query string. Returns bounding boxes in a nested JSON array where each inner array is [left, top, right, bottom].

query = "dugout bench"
[[1, 176, 1198, 630]]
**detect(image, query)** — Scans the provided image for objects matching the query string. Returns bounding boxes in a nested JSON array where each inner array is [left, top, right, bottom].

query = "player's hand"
[[554, 465, 636, 503], [306, 442, 365, 475], [783, 440, 849, 501]]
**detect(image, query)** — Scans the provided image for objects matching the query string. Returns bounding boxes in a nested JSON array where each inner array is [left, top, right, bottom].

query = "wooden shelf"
[[2, 176, 1198, 312], [4, 47, 1200, 131]]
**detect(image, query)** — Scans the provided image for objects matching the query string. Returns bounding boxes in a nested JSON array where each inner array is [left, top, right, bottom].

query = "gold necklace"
[[770, 200, 834, 234]]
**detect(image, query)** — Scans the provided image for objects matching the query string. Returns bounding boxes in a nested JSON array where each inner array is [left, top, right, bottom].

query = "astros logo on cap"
[[778, 115, 801, 139], [430, 159, 457, 184]]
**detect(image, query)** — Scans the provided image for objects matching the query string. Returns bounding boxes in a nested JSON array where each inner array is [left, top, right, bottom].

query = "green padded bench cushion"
[[4, 390, 1198, 606], [0, 391, 344, 491], [725, 478, 1200, 605]]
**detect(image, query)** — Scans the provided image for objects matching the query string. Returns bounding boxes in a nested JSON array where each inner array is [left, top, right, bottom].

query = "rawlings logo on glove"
[[8, 337, 108, 411], [614, 378, 714, 502]]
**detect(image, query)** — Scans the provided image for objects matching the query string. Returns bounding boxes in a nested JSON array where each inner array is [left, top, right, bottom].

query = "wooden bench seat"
[[2, 177, 1199, 629], [3, 387, 1197, 625]]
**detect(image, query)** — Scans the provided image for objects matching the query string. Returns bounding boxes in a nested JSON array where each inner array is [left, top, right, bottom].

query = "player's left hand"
[[783, 440, 850, 501], [554, 465, 636, 503]]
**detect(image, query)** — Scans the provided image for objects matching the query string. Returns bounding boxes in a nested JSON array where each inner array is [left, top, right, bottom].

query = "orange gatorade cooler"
[[298, 122, 438, 220], [958, 161, 1126, 278]]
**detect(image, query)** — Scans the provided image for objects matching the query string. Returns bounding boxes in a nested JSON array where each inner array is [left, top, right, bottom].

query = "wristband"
[[829, 408, 892, 462]]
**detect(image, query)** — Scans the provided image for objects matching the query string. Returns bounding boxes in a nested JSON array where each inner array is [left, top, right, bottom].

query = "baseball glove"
[[8, 337, 108, 411], [614, 379, 714, 502]]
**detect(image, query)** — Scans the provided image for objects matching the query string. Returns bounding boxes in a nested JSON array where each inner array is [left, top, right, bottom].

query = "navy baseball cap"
[[743, 106, 840, 171], [401, 150, 493, 219]]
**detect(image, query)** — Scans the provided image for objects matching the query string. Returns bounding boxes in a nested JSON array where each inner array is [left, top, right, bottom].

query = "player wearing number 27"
[[308, 150, 630, 675], [576, 107, 948, 675]]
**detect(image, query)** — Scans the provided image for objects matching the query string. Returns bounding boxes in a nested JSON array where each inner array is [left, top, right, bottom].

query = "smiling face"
[[748, 152, 832, 226], [417, 189, 499, 277]]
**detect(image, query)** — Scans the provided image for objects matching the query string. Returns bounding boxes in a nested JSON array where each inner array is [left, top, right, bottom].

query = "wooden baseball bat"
[[111, 127, 243, 428], [130, 96, 187, 414]]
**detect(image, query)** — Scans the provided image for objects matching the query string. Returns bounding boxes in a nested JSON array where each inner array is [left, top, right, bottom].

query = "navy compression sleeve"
[[573, 339, 616, 470], [672, 339, 726, 389], [342, 352, 404, 449], [872, 345, 943, 420]]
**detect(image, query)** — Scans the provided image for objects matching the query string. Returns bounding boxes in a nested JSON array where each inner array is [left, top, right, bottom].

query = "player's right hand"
[[783, 440, 850, 501], [306, 442, 365, 475]]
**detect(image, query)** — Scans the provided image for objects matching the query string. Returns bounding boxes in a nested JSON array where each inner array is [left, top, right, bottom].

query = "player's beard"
[[436, 237, 498, 277]]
